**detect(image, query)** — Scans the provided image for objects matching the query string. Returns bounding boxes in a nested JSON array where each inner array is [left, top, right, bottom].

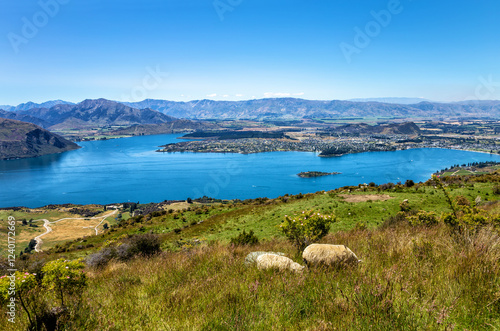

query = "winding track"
[[33, 208, 117, 252]]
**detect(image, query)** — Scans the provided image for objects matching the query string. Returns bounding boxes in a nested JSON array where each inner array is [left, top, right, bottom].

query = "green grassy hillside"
[[1, 172, 500, 330]]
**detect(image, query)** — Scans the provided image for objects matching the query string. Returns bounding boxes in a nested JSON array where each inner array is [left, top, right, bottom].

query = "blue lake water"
[[1, 134, 500, 208]]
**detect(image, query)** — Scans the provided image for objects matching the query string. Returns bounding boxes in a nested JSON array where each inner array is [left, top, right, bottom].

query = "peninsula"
[[0, 118, 80, 160], [297, 171, 341, 178]]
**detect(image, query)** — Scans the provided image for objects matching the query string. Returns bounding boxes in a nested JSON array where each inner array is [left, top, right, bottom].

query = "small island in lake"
[[297, 171, 341, 178]]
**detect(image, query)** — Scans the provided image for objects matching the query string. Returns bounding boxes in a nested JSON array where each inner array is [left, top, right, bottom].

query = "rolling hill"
[[110, 119, 220, 136], [335, 122, 421, 135]]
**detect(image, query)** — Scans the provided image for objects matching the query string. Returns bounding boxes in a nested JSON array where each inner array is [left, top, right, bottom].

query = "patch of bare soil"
[[339, 194, 393, 203]]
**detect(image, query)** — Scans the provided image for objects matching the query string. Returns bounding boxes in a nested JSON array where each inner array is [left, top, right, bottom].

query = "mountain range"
[[123, 98, 500, 119], [0, 100, 74, 112], [348, 97, 431, 104], [1, 99, 500, 131], [0, 99, 176, 130]]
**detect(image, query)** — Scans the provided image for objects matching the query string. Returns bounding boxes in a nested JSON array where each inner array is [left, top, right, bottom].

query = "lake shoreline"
[[2, 134, 500, 208]]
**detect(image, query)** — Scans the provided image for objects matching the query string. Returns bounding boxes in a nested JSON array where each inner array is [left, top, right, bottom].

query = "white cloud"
[[206, 93, 217, 97], [264, 92, 290, 98], [222, 94, 229, 98], [263, 92, 304, 98], [235, 94, 244, 97]]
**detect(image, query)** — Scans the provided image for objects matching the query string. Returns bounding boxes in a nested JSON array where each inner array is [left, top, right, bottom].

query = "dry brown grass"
[[42, 219, 101, 244], [338, 193, 393, 203], [162, 201, 199, 211]]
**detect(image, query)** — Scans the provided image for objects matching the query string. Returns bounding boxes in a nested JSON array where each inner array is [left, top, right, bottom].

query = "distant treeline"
[[262, 119, 303, 126], [319, 145, 396, 157], [437, 161, 500, 173], [183, 131, 289, 140]]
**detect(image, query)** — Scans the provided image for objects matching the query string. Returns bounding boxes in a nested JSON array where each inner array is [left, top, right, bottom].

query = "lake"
[[1, 134, 500, 208]]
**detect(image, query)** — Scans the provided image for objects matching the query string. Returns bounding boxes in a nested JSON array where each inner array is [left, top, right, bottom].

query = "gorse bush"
[[399, 199, 411, 212], [41, 259, 86, 307], [0, 260, 87, 330], [230, 230, 259, 246], [433, 175, 500, 233], [0, 271, 37, 325], [279, 210, 335, 253], [407, 210, 439, 226]]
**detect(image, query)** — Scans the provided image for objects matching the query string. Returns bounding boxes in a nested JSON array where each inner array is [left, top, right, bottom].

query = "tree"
[[24, 239, 37, 253], [279, 210, 336, 254], [41, 259, 86, 307], [186, 197, 193, 204], [404, 179, 415, 187], [103, 223, 109, 230]]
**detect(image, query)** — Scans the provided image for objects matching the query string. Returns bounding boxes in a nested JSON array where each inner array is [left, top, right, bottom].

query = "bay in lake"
[[1, 134, 500, 208]]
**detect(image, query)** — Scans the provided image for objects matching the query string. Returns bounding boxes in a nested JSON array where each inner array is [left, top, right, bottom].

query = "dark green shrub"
[[124, 234, 161, 257], [230, 230, 259, 246], [493, 185, 500, 195], [86, 248, 116, 269], [405, 179, 415, 187], [399, 200, 411, 212], [454, 195, 470, 206]]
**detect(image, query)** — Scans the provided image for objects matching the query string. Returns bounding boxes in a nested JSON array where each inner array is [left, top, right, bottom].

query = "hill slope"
[[0, 109, 51, 128], [335, 122, 421, 135], [110, 119, 220, 136], [0, 118, 80, 160], [2, 172, 500, 330]]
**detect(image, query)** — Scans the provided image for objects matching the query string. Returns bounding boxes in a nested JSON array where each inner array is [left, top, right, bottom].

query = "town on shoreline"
[[156, 120, 500, 157]]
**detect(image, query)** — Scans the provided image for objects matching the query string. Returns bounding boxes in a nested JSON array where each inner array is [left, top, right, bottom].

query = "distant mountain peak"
[[1, 100, 75, 112], [9, 99, 178, 130]]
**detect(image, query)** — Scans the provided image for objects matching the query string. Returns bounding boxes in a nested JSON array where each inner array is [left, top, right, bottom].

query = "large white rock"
[[256, 254, 304, 272], [302, 244, 360, 268]]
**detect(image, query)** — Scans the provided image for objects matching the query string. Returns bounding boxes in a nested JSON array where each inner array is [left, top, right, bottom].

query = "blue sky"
[[1, 0, 499, 105]]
